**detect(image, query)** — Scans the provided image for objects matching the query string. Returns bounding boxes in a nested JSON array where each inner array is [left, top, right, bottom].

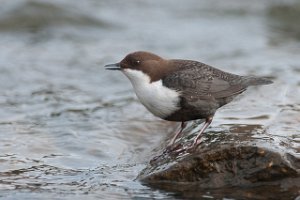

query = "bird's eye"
[[133, 60, 140, 65]]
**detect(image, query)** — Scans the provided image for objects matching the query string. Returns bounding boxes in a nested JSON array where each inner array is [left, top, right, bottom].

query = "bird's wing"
[[162, 60, 246, 100]]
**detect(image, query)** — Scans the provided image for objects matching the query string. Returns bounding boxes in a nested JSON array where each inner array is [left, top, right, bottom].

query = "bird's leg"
[[165, 121, 187, 151], [188, 116, 213, 151], [170, 121, 187, 145]]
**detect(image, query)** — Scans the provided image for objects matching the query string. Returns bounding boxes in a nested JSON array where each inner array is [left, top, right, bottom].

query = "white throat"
[[122, 69, 180, 118]]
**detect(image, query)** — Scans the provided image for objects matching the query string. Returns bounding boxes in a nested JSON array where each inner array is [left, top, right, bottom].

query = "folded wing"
[[162, 60, 247, 101]]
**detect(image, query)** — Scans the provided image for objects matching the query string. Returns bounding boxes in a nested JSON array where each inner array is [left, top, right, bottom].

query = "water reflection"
[[267, 2, 300, 47]]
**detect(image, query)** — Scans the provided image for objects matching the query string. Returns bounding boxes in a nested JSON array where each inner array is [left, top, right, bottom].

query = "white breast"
[[122, 69, 180, 118]]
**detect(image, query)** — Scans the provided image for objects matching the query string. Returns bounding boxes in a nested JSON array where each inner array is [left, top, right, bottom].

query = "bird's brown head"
[[120, 51, 162, 70], [105, 51, 172, 82]]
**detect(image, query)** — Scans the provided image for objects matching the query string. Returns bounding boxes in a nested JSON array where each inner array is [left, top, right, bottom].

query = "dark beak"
[[104, 63, 121, 70]]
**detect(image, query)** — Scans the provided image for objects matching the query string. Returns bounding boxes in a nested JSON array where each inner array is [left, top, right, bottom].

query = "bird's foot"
[[185, 138, 202, 153], [161, 136, 203, 157], [164, 142, 182, 153], [165, 142, 192, 156], [185, 144, 197, 153]]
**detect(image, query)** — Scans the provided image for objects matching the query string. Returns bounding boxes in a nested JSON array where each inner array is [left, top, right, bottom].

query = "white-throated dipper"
[[105, 51, 273, 151]]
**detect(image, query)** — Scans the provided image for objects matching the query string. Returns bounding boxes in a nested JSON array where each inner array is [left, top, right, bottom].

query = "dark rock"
[[137, 122, 300, 197]]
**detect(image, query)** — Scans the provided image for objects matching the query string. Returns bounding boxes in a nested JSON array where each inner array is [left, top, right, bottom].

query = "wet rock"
[[137, 122, 300, 190]]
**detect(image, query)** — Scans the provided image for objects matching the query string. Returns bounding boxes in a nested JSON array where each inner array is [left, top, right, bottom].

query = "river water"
[[0, 0, 299, 199]]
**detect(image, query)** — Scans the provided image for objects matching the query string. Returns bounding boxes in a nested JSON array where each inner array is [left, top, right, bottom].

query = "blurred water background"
[[0, 0, 299, 199]]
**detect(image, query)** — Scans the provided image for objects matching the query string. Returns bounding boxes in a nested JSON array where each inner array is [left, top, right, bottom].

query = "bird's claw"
[[185, 144, 197, 153], [164, 142, 182, 153]]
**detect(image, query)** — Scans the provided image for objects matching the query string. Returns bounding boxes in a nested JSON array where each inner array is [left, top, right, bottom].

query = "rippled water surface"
[[0, 0, 299, 199]]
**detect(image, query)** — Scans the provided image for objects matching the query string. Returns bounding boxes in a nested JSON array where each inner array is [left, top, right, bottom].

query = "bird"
[[105, 51, 273, 151]]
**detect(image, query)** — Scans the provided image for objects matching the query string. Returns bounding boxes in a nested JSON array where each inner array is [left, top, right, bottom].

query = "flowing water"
[[0, 0, 299, 199]]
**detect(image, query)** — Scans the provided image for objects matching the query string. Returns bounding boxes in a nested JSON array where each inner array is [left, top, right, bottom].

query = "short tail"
[[243, 76, 273, 86]]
